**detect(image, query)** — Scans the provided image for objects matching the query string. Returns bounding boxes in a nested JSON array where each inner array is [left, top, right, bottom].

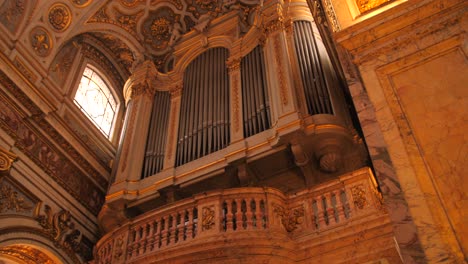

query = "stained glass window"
[[74, 66, 117, 138]]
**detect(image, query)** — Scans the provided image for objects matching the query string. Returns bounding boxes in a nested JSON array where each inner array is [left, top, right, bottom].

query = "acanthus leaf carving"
[[273, 204, 304, 232], [202, 206, 215, 230], [34, 202, 82, 253]]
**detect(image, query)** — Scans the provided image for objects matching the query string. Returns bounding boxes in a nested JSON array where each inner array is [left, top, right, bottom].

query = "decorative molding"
[[0, 146, 17, 176], [0, 245, 57, 264], [30, 26, 53, 57], [273, 204, 304, 232], [167, 101, 178, 159], [201, 206, 215, 230], [227, 58, 241, 73], [13, 57, 38, 83], [232, 74, 240, 132], [0, 71, 106, 215], [48, 3, 72, 32], [120, 102, 138, 172], [351, 184, 367, 209], [0, 180, 33, 214], [34, 202, 82, 253], [273, 35, 288, 106]]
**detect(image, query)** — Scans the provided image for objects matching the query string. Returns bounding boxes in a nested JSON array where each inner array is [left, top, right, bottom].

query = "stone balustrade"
[[95, 168, 387, 263]]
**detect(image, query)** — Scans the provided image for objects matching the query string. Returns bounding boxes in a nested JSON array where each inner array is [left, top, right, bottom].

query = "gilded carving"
[[356, 0, 392, 13], [169, 84, 182, 98], [0, 183, 33, 213], [30, 27, 53, 57], [167, 102, 177, 158], [34, 203, 82, 252], [351, 185, 367, 209], [273, 204, 304, 232], [202, 206, 215, 230], [273, 35, 288, 106], [151, 17, 172, 40], [0, 146, 17, 176], [227, 58, 241, 73], [0, 72, 106, 215], [0, 245, 57, 264], [48, 4, 72, 32], [232, 74, 240, 132]]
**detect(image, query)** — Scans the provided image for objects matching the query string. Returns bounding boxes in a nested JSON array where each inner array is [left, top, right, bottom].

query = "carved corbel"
[[290, 143, 316, 186], [273, 204, 304, 232], [123, 60, 158, 103], [0, 146, 17, 177]]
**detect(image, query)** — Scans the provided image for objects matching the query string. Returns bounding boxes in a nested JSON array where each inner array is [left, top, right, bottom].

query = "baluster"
[[160, 216, 168, 248], [245, 199, 254, 229], [234, 199, 243, 230], [177, 211, 184, 243], [334, 189, 346, 222], [133, 227, 141, 257], [225, 199, 233, 231], [315, 196, 326, 229], [255, 199, 263, 229], [324, 192, 336, 225], [186, 209, 194, 240], [139, 225, 146, 255], [260, 200, 267, 229], [157, 219, 163, 249], [170, 213, 177, 244]]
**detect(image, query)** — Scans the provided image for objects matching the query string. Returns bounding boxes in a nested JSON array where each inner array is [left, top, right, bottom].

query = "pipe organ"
[[176, 47, 230, 166], [241, 46, 271, 138], [141, 91, 171, 178], [293, 20, 334, 116]]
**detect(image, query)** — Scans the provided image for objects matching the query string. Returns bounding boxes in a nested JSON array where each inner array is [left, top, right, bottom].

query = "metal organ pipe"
[[141, 91, 171, 179], [176, 48, 230, 166], [293, 21, 334, 115], [241, 46, 271, 138]]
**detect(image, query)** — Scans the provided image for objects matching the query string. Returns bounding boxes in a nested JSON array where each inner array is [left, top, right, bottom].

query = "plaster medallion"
[[30, 27, 53, 57], [48, 3, 72, 32]]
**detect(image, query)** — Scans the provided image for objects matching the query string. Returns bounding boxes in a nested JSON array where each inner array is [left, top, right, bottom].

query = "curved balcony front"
[[95, 168, 401, 264]]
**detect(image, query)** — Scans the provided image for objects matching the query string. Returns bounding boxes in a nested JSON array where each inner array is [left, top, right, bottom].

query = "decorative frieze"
[[0, 180, 33, 214]]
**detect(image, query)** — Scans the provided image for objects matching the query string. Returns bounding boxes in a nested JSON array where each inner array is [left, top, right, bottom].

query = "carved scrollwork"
[[34, 203, 82, 252], [201, 206, 215, 230], [351, 185, 367, 209], [0, 146, 17, 176], [273, 204, 304, 232]]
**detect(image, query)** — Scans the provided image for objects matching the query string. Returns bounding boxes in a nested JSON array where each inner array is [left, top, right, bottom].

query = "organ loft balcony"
[[96, 0, 401, 263]]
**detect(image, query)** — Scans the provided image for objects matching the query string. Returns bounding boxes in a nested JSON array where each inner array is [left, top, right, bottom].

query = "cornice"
[[334, 0, 465, 64]]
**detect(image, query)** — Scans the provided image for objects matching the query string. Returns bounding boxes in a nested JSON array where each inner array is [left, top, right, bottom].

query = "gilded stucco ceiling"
[[0, 245, 57, 264], [86, 0, 263, 72]]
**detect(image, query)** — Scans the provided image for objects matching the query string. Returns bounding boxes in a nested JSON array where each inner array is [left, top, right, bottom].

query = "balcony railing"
[[95, 167, 385, 263]]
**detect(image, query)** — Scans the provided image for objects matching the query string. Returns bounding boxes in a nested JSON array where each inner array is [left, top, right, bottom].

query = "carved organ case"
[[111, 0, 367, 215]]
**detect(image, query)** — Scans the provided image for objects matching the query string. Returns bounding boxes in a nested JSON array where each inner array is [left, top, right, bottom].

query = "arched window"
[[74, 66, 117, 138]]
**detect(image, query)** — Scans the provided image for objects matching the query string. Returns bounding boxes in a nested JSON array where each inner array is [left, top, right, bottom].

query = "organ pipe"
[[293, 21, 334, 115], [141, 91, 171, 179], [241, 46, 271, 138], [176, 48, 230, 166]]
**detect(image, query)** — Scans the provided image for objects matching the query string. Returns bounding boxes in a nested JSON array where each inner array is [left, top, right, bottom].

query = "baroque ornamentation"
[[0, 245, 57, 264], [48, 4, 72, 32], [30, 27, 52, 57], [351, 185, 367, 209], [13, 57, 37, 83], [202, 206, 215, 230], [273, 35, 288, 106], [71, 0, 92, 8], [114, 236, 124, 260], [0, 72, 106, 215], [34, 203, 82, 252], [0, 182, 33, 213], [0, 146, 17, 176], [232, 74, 240, 132], [167, 102, 178, 158], [356, 0, 392, 13], [273, 204, 304, 232]]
